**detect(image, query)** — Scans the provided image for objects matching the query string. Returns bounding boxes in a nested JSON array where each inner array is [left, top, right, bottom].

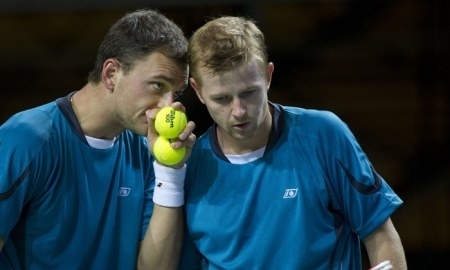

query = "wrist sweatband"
[[369, 260, 392, 270], [152, 161, 186, 207]]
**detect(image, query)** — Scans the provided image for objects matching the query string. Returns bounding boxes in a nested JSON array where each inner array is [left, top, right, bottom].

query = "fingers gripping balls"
[[153, 107, 187, 166]]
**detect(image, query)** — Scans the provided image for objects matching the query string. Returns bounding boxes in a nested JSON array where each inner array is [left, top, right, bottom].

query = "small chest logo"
[[118, 187, 131, 197], [283, 188, 298, 198]]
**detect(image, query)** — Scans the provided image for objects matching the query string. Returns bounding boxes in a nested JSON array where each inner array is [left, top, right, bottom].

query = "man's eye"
[[213, 96, 230, 103], [152, 82, 164, 90], [241, 90, 256, 98]]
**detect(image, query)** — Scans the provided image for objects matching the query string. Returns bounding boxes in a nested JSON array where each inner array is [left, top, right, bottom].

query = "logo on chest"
[[118, 187, 131, 196], [283, 188, 298, 198]]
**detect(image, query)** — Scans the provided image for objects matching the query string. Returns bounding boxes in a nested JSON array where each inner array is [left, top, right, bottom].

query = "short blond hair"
[[188, 16, 268, 84]]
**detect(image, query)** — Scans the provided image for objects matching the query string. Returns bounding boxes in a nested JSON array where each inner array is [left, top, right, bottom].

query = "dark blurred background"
[[0, 0, 448, 268]]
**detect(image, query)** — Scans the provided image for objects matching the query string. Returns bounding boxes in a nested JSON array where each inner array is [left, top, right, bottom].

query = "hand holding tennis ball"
[[153, 107, 187, 166]]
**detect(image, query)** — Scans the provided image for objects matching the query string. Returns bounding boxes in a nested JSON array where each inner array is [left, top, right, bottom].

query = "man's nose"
[[231, 98, 246, 118]]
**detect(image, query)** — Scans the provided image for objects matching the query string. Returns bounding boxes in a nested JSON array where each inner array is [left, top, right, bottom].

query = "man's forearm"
[[138, 205, 183, 270]]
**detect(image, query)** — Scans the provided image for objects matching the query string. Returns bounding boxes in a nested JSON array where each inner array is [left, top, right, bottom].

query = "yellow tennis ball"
[[154, 106, 187, 139], [153, 136, 186, 166]]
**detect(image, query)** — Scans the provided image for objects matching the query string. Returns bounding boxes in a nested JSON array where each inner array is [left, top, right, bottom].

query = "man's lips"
[[232, 122, 249, 129]]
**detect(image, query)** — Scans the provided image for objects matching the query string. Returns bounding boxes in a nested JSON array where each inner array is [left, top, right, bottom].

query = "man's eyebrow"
[[153, 74, 176, 84], [153, 74, 188, 92]]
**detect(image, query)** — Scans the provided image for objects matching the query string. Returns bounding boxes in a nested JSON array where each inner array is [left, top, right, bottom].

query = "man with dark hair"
[[0, 9, 195, 270]]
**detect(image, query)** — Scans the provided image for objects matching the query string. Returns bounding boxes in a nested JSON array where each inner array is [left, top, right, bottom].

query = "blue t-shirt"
[[0, 95, 155, 269], [179, 103, 403, 270]]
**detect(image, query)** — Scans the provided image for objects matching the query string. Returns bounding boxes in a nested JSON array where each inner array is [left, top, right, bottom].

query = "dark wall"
[[0, 1, 448, 268]]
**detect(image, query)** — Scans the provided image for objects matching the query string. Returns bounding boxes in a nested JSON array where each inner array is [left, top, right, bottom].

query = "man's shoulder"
[[280, 105, 338, 128], [0, 101, 63, 149]]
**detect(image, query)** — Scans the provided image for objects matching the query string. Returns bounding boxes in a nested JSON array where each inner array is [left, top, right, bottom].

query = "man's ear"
[[190, 77, 205, 104], [266, 62, 274, 90], [102, 58, 120, 91]]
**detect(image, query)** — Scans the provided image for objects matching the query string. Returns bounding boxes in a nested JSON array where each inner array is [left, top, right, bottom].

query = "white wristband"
[[369, 260, 392, 270], [152, 161, 186, 207]]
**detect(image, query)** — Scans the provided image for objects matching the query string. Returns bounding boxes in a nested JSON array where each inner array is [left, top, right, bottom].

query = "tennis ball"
[[154, 106, 187, 139], [153, 136, 186, 166]]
